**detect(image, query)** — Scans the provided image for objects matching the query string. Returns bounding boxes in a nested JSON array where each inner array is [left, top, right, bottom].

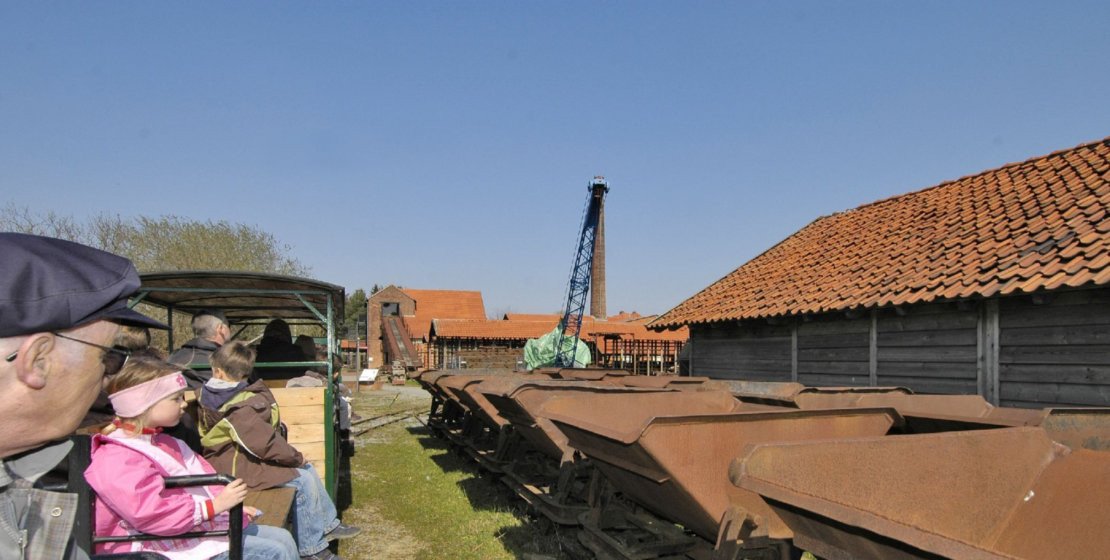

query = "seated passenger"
[[286, 349, 353, 432], [254, 318, 308, 380], [198, 342, 360, 560], [169, 309, 232, 390], [84, 357, 298, 560]]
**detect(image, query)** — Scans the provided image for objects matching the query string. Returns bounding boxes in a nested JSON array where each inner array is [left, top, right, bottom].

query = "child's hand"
[[212, 479, 249, 515], [244, 506, 261, 519]]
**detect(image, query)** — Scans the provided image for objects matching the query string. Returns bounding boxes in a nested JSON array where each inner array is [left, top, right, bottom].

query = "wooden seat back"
[[270, 386, 328, 482]]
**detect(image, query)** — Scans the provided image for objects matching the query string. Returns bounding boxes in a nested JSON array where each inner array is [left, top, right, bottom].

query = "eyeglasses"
[[4, 332, 131, 377]]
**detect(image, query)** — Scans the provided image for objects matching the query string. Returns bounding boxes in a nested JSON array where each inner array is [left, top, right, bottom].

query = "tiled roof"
[[431, 319, 557, 340], [431, 317, 688, 342], [607, 312, 643, 322], [503, 313, 566, 322], [652, 136, 1110, 329], [401, 289, 486, 339], [583, 321, 688, 341]]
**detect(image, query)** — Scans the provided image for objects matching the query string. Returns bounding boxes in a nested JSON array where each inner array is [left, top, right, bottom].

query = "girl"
[[84, 357, 298, 560]]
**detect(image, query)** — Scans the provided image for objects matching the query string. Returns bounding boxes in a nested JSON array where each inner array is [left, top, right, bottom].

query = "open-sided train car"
[[133, 270, 347, 499]]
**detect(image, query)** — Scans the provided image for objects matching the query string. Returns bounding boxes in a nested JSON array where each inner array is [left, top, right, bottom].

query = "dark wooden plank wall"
[[999, 290, 1110, 407], [796, 317, 870, 386], [688, 287, 1110, 408], [690, 323, 791, 380], [876, 305, 979, 395]]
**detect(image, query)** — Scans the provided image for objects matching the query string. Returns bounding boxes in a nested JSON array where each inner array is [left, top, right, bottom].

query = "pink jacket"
[[84, 431, 241, 559]]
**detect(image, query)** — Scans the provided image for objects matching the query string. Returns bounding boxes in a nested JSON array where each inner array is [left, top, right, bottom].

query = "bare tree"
[[1, 203, 85, 240], [4, 205, 308, 276]]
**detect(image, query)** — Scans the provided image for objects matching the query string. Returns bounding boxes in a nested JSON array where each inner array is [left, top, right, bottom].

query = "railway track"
[[351, 407, 427, 436]]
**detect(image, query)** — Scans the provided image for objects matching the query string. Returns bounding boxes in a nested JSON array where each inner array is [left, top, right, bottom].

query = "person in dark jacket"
[[0, 232, 168, 560], [198, 341, 359, 560], [254, 318, 309, 380], [168, 309, 231, 389]]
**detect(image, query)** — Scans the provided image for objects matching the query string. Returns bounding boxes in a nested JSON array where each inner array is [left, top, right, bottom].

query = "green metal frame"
[[131, 272, 345, 499]]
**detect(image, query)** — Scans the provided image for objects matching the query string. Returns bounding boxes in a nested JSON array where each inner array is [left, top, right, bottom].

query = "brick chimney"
[[590, 188, 606, 320]]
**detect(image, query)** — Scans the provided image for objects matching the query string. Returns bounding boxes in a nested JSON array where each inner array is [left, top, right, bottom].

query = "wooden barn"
[[650, 136, 1110, 408]]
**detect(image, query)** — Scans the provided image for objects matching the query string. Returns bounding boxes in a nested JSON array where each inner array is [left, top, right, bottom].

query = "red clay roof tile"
[[652, 136, 1110, 329], [400, 289, 486, 339]]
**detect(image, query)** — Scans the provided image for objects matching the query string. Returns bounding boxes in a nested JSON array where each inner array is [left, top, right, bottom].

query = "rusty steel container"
[[791, 391, 1110, 449], [545, 393, 900, 543], [724, 381, 1110, 448], [731, 426, 1110, 560], [614, 375, 731, 392], [438, 373, 517, 432], [538, 367, 632, 382], [477, 376, 682, 462]]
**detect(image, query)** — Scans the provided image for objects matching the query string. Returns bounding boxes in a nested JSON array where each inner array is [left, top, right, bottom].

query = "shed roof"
[[401, 289, 486, 339], [652, 136, 1110, 329], [431, 319, 555, 340], [431, 317, 688, 342]]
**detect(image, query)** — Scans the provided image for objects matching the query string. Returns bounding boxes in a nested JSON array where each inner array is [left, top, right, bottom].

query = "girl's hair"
[[115, 325, 152, 352], [211, 341, 256, 381], [101, 356, 182, 435]]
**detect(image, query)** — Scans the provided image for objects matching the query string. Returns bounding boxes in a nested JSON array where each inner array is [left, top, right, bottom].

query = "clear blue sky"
[[3, 2, 1109, 318]]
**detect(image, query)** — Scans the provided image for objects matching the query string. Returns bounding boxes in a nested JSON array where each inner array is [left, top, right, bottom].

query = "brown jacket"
[[196, 380, 303, 491]]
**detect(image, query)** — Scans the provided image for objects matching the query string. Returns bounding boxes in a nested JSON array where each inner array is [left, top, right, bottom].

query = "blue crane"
[[553, 176, 610, 367]]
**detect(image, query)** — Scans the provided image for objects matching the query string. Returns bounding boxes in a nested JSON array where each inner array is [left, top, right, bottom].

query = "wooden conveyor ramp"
[[382, 315, 418, 370]]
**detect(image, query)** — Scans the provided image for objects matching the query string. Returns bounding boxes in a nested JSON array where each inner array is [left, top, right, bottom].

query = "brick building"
[[366, 286, 485, 370]]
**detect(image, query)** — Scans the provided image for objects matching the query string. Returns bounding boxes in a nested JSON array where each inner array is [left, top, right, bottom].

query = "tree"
[[340, 289, 368, 339], [1, 205, 308, 275], [1, 202, 84, 241], [89, 214, 308, 275]]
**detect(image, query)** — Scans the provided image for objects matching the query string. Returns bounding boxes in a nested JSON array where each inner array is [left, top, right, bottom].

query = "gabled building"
[[651, 136, 1110, 407], [366, 286, 485, 370]]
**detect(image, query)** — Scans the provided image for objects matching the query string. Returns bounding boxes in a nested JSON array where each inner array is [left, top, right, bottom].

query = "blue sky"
[[3, 2, 1109, 318]]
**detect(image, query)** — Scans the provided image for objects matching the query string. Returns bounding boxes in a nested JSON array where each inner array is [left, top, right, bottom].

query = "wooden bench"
[[243, 487, 296, 529]]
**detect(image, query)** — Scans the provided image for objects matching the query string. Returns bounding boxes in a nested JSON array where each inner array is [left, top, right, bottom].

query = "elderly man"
[[0, 233, 167, 560], [168, 309, 231, 389]]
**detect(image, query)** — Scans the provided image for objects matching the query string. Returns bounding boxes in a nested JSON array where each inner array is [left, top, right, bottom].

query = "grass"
[[338, 382, 571, 560]]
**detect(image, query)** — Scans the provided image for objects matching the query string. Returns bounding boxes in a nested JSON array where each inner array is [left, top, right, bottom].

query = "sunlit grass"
[[339, 383, 568, 560]]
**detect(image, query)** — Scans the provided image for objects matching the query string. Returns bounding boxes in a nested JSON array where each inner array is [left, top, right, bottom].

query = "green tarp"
[[523, 326, 592, 370]]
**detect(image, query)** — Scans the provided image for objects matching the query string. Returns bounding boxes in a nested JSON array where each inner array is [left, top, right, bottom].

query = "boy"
[[198, 341, 360, 560]]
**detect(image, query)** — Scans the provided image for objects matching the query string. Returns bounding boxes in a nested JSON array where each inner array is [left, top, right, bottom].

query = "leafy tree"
[[340, 288, 368, 339]]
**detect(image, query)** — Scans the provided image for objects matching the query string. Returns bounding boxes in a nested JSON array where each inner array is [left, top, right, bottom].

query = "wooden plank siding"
[[998, 290, 1110, 408], [688, 287, 1110, 409], [690, 323, 791, 380], [796, 317, 870, 386], [876, 305, 979, 395]]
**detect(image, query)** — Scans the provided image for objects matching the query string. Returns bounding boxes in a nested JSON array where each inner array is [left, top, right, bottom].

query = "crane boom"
[[553, 176, 610, 367]]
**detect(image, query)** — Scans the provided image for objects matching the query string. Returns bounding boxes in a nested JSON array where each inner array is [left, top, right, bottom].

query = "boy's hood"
[[200, 379, 249, 410]]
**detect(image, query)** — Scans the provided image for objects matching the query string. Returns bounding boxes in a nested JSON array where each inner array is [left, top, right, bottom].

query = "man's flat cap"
[[0, 233, 168, 337]]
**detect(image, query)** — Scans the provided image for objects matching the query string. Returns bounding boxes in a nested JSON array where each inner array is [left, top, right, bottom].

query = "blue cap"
[[0, 233, 169, 337]]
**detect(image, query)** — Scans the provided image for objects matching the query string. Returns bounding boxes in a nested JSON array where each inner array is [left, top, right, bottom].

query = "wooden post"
[[869, 309, 878, 386], [978, 300, 1000, 405], [790, 323, 798, 382]]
